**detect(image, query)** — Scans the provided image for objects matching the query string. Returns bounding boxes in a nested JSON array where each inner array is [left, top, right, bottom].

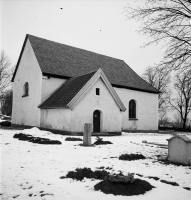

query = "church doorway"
[[93, 110, 101, 132]]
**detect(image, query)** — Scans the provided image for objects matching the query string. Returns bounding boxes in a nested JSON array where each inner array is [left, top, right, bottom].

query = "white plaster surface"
[[41, 78, 122, 132], [12, 39, 42, 127], [70, 78, 122, 132], [40, 109, 71, 131], [41, 77, 66, 102], [114, 87, 158, 130]]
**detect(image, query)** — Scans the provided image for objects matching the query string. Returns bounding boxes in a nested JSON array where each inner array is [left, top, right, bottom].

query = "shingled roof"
[[13, 34, 159, 93]]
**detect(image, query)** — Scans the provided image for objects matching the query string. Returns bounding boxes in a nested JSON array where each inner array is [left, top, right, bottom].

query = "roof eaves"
[[42, 72, 71, 80], [39, 106, 69, 109], [112, 84, 160, 94]]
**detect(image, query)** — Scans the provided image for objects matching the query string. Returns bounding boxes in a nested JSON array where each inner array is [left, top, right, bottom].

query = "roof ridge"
[[27, 34, 123, 61]]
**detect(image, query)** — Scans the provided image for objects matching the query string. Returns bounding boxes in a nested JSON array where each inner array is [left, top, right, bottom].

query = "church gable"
[[11, 38, 42, 127], [39, 69, 126, 112]]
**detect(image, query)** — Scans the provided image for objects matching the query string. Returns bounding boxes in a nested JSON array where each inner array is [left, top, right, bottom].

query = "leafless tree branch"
[[142, 66, 171, 122], [0, 50, 13, 101], [167, 69, 191, 128], [125, 0, 191, 72]]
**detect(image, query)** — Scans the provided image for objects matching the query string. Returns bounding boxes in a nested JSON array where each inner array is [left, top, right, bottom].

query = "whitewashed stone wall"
[[114, 87, 158, 130], [12, 39, 42, 127], [41, 76, 66, 102], [40, 78, 122, 132]]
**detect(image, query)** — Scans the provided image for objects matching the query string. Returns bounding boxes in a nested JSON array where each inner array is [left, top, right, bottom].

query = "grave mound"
[[62, 168, 155, 196], [0, 121, 11, 127], [65, 137, 83, 141], [94, 178, 155, 196], [93, 136, 113, 145], [160, 180, 179, 186], [13, 133, 61, 145], [65, 168, 109, 181], [119, 154, 145, 161]]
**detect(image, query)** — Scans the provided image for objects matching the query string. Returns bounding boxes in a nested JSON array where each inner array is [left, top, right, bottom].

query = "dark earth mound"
[[147, 176, 160, 180], [160, 180, 179, 186], [94, 140, 113, 145], [93, 137, 113, 145], [183, 187, 191, 191], [64, 168, 109, 181], [30, 137, 61, 144], [119, 154, 146, 161], [13, 133, 61, 145], [62, 167, 155, 196], [15, 133, 33, 141], [94, 178, 155, 196], [65, 137, 83, 141], [0, 121, 11, 127]]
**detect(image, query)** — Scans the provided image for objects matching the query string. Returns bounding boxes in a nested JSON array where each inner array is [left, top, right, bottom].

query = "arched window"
[[129, 100, 136, 119], [22, 82, 29, 97]]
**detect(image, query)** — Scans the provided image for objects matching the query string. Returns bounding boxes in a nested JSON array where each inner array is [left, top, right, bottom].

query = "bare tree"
[[0, 51, 12, 101], [125, 0, 191, 72], [1, 90, 13, 116], [142, 66, 171, 122], [168, 70, 191, 129]]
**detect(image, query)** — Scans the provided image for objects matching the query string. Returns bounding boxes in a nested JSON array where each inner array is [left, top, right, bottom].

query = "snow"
[[0, 128, 191, 200]]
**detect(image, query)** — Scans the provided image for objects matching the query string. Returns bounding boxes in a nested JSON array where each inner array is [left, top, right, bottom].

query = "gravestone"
[[83, 123, 92, 146], [167, 135, 191, 165]]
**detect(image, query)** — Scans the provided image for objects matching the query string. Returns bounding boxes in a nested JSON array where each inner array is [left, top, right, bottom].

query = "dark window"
[[96, 88, 100, 95], [22, 82, 29, 97], [129, 100, 136, 119]]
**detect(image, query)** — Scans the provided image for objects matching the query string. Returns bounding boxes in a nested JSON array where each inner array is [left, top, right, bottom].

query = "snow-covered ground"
[[0, 128, 191, 200]]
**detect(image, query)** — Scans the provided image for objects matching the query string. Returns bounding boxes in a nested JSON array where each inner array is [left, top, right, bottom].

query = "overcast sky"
[[0, 0, 165, 75]]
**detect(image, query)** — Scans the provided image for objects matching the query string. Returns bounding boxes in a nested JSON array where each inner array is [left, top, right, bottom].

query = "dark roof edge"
[[43, 73, 159, 94], [112, 84, 160, 94], [12, 34, 29, 82], [40, 106, 69, 109], [42, 72, 71, 80]]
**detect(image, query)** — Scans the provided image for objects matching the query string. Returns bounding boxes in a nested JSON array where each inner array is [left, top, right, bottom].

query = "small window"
[[129, 99, 136, 119], [96, 88, 100, 95], [22, 82, 29, 97]]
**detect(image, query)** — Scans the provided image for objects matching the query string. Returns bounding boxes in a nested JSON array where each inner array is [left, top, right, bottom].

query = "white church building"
[[12, 34, 159, 135]]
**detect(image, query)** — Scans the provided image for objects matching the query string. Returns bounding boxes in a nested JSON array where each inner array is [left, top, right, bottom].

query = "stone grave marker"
[[83, 123, 92, 146]]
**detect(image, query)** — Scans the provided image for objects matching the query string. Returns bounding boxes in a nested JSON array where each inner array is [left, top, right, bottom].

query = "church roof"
[[38, 69, 126, 111], [12, 34, 159, 94]]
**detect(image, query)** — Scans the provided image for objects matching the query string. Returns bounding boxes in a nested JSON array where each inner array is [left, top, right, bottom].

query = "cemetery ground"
[[0, 128, 191, 200]]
